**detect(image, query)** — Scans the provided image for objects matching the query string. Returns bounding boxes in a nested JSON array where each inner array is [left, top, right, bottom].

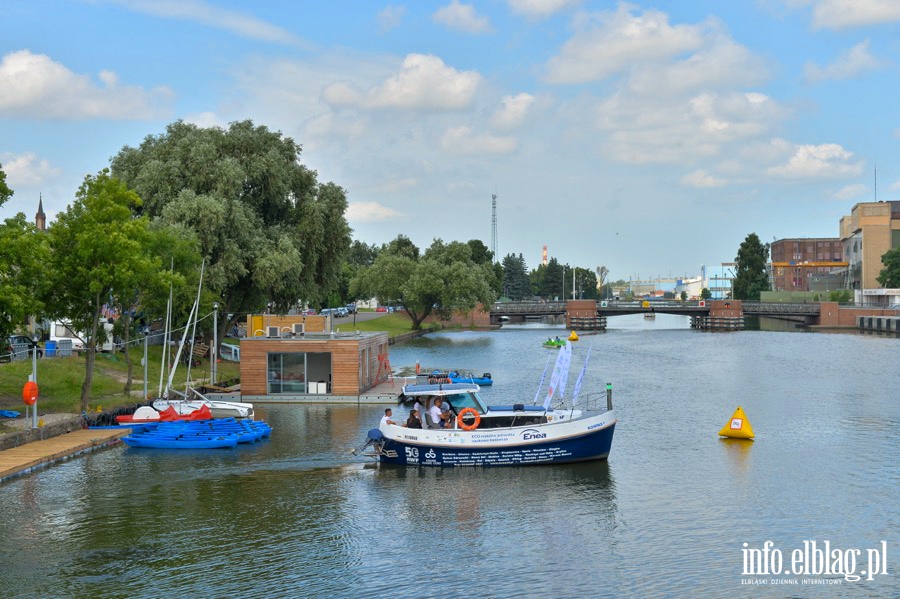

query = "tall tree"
[[43, 170, 153, 412], [110, 119, 351, 347], [351, 237, 497, 329], [876, 247, 900, 288], [502, 253, 531, 300], [0, 213, 50, 342], [596, 266, 609, 299], [732, 233, 770, 300]]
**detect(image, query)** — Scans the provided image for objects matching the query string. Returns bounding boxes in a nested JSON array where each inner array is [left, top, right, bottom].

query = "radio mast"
[[491, 193, 498, 260]]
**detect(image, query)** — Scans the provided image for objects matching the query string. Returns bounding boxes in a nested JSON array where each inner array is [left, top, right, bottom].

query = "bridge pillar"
[[691, 300, 744, 331], [566, 300, 606, 330]]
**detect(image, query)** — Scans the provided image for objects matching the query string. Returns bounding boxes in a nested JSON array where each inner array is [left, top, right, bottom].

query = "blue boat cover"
[[0, 410, 21, 418]]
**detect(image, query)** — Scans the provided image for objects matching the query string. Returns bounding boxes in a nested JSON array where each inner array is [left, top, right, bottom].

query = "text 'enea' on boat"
[[356, 341, 616, 467]]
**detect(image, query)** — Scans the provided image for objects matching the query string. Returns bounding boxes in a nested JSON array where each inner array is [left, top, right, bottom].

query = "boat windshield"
[[444, 392, 487, 413]]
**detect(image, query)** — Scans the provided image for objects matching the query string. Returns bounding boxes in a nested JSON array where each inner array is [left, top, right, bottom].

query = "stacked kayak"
[[121, 418, 272, 449]]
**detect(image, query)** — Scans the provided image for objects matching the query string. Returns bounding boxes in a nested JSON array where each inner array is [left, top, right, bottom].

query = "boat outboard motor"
[[351, 429, 386, 456], [367, 428, 385, 443], [483, 373, 491, 380]]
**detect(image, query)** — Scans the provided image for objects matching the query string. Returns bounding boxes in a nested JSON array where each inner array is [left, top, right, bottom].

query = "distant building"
[[840, 201, 900, 291], [770, 238, 845, 292], [702, 263, 734, 300]]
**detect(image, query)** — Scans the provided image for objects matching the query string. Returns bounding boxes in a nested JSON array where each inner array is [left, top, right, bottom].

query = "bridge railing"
[[742, 302, 820, 315]]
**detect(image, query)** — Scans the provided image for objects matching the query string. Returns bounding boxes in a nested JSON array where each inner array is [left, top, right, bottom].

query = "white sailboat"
[[151, 261, 254, 419]]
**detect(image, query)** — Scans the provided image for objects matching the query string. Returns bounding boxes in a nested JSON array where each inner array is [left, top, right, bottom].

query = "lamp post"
[[31, 334, 38, 429], [142, 325, 149, 402], [212, 302, 219, 385]]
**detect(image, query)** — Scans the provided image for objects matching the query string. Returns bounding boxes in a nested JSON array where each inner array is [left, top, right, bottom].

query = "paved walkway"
[[0, 428, 127, 483]]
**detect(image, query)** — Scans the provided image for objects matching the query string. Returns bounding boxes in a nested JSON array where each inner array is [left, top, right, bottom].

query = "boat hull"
[[447, 376, 493, 386], [377, 415, 615, 467]]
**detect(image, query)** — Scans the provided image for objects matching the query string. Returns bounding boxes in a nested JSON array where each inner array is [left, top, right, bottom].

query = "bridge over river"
[[489, 299, 895, 331]]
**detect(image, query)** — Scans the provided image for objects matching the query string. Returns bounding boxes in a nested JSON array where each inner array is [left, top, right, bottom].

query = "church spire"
[[35, 193, 46, 231]]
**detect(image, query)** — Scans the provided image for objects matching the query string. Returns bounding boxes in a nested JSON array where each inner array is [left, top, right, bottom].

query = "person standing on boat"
[[381, 408, 398, 426], [413, 398, 425, 426], [406, 409, 422, 429]]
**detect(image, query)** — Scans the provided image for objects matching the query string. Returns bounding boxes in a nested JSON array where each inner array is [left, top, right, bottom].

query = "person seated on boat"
[[554, 336, 560, 342], [406, 409, 422, 429], [428, 399, 451, 429], [381, 408, 398, 426]]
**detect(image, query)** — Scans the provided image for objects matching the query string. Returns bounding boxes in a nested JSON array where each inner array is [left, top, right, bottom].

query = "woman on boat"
[[406, 409, 422, 429]]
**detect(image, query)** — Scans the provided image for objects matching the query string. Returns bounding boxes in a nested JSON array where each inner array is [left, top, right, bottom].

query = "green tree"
[[0, 162, 12, 208], [43, 170, 153, 412], [596, 266, 609, 299], [110, 120, 351, 345], [502, 253, 531, 300], [700, 287, 712, 300], [531, 258, 565, 299], [732, 233, 770, 300], [680, 290, 688, 301], [876, 247, 900, 288], [351, 237, 497, 329], [0, 214, 50, 342]]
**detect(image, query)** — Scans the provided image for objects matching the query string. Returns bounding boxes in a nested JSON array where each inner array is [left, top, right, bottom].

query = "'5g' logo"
[[405, 447, 419, 460]]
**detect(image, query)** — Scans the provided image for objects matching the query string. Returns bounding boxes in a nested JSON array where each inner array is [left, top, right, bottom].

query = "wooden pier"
[[0, 428, 127, 484]]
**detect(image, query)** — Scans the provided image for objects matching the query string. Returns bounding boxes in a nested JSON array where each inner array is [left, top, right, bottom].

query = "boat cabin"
[[401, 383, 550, 429]]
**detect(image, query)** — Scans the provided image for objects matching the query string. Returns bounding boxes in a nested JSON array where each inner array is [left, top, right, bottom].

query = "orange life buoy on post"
[[457, 407, 480, 431]]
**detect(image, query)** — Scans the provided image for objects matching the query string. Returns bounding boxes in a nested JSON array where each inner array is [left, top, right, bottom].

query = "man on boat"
[[428, 399, 451, 429], [381, 408, 398, 426]]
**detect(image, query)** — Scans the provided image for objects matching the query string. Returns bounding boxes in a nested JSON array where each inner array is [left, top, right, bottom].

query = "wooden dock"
[[0, 428, 127, 484]]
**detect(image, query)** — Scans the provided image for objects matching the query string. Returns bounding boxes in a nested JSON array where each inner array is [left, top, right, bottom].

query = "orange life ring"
[[457, 407, 480, 431]]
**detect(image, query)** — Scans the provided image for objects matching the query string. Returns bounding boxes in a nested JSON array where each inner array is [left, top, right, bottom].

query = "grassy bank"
[[0, 345, 240, 420], [344, 313, 428, 337]]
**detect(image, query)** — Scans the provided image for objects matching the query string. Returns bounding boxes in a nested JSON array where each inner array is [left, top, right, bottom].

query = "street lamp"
[[212, 302, 219, 385]]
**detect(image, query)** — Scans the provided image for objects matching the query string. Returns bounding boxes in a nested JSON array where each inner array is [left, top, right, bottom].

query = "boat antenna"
[[533, 354, 552, 405], [166, 260, 205, 396], [570, 343, 593, 412], [159, 258, 174, 398], [185, 262, 206, 389]]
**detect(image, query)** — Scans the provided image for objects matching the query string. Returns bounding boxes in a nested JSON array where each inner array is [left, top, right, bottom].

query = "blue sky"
[[1, 0, 899, 281]]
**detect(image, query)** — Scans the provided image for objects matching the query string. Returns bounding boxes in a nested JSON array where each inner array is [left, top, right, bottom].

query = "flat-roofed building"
[[840, 201, 900, 291], [770, 238, 845, 292]]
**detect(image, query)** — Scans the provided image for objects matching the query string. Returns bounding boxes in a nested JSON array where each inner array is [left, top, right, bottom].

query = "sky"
[[1, 0, 899, 282]]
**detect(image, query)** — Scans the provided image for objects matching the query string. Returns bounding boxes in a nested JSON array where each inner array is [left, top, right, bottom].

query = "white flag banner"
[[543, 341, 572, 410], [572, 344, 592, 405], [556, 341, 573, 400], [533, 354, 552, 405]]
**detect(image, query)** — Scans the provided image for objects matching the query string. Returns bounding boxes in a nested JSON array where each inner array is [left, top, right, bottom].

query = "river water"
[[1, 315, 898, 598]]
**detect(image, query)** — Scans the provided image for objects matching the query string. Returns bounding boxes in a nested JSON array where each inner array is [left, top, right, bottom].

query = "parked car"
[[345, 303, 357, 314], [302, 308, 317, 315], [375, 306, 387, 313], [2, 335, 43, 361], [336, 307, 349, 317]]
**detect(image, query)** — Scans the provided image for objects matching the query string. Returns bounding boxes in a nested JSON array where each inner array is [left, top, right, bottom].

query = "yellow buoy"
[[719, 406, 754, 439], [568, 330, 579, 341]]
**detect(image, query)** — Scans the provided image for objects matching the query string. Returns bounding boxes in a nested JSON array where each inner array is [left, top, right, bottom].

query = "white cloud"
[[323, 54, 481, 110], [804, 40, 880, 82], [440, 126, 517, 154], [767, 143, 864, 179], [508, 0, 581, 20], [490, 93, 535, 129], [833, 183, 868, 200], [433, 1, 493, 34], [808, 0, 900, 29], [183, 111, 224, 128], [347, 201, 404, 222], [681, 170, 727, 188], [543, 5, 706, 84], [109, 0, 311, 47], [377, 5, 406, 32], [890, 179, 900, 192], [0, 50, 173, 119], [0, 152, 62, 187]]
